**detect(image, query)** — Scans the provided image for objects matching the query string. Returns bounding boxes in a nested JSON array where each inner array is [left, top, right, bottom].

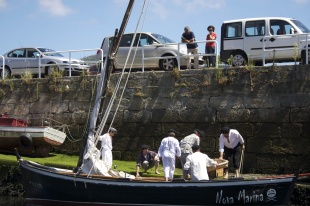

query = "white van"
[[220, 17, 310, 66]]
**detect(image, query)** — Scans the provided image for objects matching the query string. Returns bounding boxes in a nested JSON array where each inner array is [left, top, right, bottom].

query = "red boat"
[[0, 113, 66, 157]]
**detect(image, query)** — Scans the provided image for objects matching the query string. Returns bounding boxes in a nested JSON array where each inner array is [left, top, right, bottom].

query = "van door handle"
[[269, 38, 276, 42]]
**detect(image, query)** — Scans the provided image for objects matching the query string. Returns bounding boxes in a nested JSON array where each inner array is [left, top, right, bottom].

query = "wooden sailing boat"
[[16, 0, 298, 205]]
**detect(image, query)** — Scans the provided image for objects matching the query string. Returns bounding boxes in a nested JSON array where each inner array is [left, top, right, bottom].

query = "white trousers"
[[162, 155, 176, 180], [101, 149, 112, 169]]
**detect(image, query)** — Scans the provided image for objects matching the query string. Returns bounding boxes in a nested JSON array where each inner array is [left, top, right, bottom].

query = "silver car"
[[97, 32, 194, 71], [1, 47, 89, 78]]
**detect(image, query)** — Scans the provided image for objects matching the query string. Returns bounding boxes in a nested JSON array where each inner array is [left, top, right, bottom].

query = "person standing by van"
[[182, 26, 199, 69], [205, 25, 217, 67]]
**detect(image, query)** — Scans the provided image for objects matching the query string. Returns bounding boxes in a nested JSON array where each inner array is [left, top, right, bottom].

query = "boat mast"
[[75, 0, 135, 170]]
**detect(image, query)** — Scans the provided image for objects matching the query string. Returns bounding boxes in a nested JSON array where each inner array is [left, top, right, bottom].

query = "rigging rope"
[[94, 0, 150, 145]]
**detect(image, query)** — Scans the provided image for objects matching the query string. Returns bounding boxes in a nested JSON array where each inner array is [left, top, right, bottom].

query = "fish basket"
[[207, 158, 228, 178]]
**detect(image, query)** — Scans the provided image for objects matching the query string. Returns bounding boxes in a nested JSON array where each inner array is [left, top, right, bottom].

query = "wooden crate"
[[207, 158, 228, 178]]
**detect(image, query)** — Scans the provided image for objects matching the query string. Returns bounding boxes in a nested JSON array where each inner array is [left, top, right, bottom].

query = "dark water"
[[0, 196, 25, 206]]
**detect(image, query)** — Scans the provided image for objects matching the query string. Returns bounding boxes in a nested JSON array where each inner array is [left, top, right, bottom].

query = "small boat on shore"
[[0, 113, 66, 157]]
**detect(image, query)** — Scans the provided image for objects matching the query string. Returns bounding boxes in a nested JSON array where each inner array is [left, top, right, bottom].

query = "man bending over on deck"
[[219, 126, 245, 178], [136, 144, 160, 177], [183, 145, 217, 181]]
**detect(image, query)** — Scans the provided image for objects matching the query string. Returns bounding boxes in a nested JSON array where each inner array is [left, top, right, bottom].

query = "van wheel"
[[232, 52, 247, 67], [159, 56, 177, 71]]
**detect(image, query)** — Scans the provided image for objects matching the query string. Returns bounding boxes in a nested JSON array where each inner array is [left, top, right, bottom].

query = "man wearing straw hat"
[[219, 126, 245, 178]]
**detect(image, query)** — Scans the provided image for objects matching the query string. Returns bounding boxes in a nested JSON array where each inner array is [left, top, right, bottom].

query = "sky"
[[0, 0, 310, 59]]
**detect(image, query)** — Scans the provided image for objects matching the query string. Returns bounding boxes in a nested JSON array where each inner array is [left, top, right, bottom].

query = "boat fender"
[[20, 134, 33, 147]]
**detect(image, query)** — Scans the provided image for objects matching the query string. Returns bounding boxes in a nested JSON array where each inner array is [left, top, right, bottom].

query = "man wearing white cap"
[[99, 127, 117, 170]]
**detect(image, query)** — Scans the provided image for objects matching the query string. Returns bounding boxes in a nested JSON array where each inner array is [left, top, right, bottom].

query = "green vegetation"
[[20, 70, 33, 84]]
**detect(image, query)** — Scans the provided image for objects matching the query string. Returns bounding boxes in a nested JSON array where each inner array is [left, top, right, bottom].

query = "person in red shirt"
[[205, 25, 217, 67]]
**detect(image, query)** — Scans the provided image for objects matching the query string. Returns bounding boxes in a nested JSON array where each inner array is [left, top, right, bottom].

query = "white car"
[[220, 17, 310, 66], [97, 32, 200, 71], [1, 47, 89, 78]]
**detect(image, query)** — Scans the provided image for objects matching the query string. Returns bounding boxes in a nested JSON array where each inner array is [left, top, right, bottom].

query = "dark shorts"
[[224, 143, 242, 169]]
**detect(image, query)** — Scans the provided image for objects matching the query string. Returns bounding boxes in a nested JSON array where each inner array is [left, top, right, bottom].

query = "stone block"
[[210, 96, 244, 109], [291, 108, 310, 122], [217, 109, 250, 122], [247, 137, 273, 153], [151, 110, 179, 123], [244, 96, 280, 109], [253, 123, 280, 138], [272, 138, 309, 155], [249, 108, 290, 122], [30, 102, 51, 114], [51, 101, 69, 113], [280, 94, 310, 107], [123, 110, 152, 123], [179, 108, 216, 123], [281, 123, 302, 139]]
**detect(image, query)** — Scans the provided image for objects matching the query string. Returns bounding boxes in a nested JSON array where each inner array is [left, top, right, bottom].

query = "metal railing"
[[262, 33, 310, 65], [142, 40, 218, 72], [1, 55, 4, 80], [38, 48, 104, 78]]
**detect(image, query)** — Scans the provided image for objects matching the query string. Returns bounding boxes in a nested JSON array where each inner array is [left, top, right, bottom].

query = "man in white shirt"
[[219, 126, 245, 178], [99, 127, 117, 170], [158, 129, 181, 181], [183, 145, 217, 181]]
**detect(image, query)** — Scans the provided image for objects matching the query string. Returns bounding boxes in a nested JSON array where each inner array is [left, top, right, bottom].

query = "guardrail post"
[[1, 55, 4, 80], [69, 52, 72, 77], [38, 55, 41, 79], [263, 37, 266, 66], [142, 46, 145, 72], [177, 43, 181, 71], [306, 34, 309, 65]]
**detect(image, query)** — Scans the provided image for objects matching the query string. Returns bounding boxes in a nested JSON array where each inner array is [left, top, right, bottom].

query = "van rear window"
[[224, 22, 242, 38]]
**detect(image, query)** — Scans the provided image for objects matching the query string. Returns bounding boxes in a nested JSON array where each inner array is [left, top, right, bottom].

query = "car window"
[[151, 33, 175, 44], [27, 48, 39, 58], [119, 34, 133, 47], [292, 20, 310, 33], [223, 22, 242, 38], [245, 20, 265, 36], [38, 48, 63, 57], [133, 33, 154, 47], [270, 20, 294, 35], [7, 49, 25, 58]]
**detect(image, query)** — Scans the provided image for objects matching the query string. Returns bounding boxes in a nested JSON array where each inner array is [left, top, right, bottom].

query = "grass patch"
[[0, 153, 183, 178]]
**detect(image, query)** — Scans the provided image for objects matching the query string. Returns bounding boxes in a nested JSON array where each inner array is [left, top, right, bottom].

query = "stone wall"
[[1, 65, 310, 174], [104, 65, 310, 174]]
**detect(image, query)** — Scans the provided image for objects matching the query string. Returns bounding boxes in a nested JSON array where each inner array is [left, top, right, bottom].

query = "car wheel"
[[232, 52, 247, 67], [159, 56, 177, 71], [0, 66, 11, 78], [46, 64, 59, 75]]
